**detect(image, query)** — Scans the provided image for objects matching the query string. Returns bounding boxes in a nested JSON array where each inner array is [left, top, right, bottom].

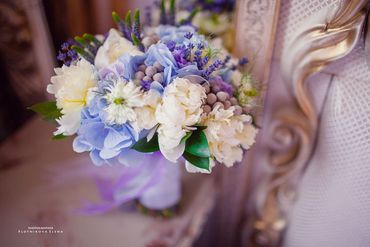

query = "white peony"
[[47, 59, 98, 136], [155, 78, 206, 162], [202, 105, 258, 167], [135, 90, 161, 130], [104, 79, 144, 126], [94, 29, 143, 69]]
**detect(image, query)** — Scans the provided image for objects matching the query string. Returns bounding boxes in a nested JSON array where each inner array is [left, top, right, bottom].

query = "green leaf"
[[170, 0, 175, 12], [134, 9, 140, 30], [83, 33, 102, 46], [28, 101, 62, 122], [181, 131, 193, 144], [125, 10, 132, 28], [195, 125, 207, 131], [187, 7, 199, 21], [132, 133, 159, 153], [71, 45, 93, 61], [131, 33, 140, 46], [183, 151, 210, 171], [160, 0, 167, 24], [185, 129, 210, 158], [112, 11, 121, 24], [52, 134, 67, 140], [74, 36, 88, 47]]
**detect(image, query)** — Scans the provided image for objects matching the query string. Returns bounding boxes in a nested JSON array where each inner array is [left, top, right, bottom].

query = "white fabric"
[[266, 0, 370, 246]]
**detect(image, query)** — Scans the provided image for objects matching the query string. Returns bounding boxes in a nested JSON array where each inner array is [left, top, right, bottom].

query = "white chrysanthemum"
[[156, 78, 206, 162], [47, 59, 97, 135], [94, 29, 143, 69], [202, 105, 258, 167], [104, 79, 144, 125]]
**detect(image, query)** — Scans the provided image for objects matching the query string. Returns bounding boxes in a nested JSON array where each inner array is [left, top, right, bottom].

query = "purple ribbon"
[[79, 152, 181, 214]]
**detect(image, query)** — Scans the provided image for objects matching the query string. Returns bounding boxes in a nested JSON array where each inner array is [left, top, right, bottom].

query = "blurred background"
[[0, 0, 152, 143]]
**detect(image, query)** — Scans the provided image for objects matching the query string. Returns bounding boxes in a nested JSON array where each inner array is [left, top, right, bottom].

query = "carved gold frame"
[[234, 0, 369, 246]]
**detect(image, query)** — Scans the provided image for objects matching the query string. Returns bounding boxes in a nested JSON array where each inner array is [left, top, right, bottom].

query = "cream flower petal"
[[185, 159, 215, 174]]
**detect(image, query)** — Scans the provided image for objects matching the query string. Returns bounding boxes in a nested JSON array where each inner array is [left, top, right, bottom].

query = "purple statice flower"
[[57, 40, 78, 66], [210, 76, 234, 95]]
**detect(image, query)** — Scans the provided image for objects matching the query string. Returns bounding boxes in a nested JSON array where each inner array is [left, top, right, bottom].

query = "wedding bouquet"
[[30, 0, 258, 213]]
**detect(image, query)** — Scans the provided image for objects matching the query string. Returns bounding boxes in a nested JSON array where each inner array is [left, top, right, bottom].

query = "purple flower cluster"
[[57, 40, 78, 66]]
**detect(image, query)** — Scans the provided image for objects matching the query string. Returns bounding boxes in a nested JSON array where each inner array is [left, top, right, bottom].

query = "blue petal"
[[145, 44, 177, 69], [118, 54, 146, 80], [100, 148, 120, 159], [118, 149, 147, 166], [90, 149, 105, 166], [104, 127, 132, 149], [176, 64, 202, 78], [73, 136, 92, 153], [150, 81, 164, 94], [79, 122, 108, 149]]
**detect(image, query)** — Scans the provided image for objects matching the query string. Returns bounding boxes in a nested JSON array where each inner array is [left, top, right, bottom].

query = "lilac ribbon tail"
[[77, 152, 164, 215]]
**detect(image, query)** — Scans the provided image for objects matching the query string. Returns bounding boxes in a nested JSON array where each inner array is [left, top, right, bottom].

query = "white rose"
[[155, 78, 206, 162], [202, 105, 258, 167], [47, 59, 97, 136], [94, 29, 143, 69]]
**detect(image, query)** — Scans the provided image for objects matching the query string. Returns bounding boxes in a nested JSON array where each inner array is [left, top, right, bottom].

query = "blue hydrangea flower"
[[98, 43, 179, 94], [155, 25, 206, 45], [72, 85, 140, 166]]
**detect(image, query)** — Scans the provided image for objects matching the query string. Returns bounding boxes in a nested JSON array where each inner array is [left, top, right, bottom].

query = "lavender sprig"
[[203, 59, 223, 78], [57, 40, 79, 66], [194, 50, 203, 70], [112, 10, 144, 51], [112, 11, 130, 40], [71, 45, 94, 64], [184, 32, 193, 39], [133, 9, 141, 41], [125, 10, 133, 40]]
